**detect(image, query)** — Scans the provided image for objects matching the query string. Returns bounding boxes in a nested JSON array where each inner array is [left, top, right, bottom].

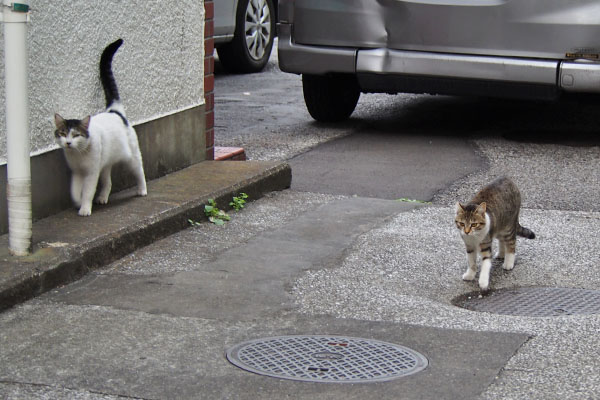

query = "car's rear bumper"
[[278, 24, 600, 99]]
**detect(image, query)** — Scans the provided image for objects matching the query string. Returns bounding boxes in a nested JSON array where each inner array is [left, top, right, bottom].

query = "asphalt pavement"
[[2, 152, 599, 399], [2, 186, 599, 399], [0, 50, 599, 399]]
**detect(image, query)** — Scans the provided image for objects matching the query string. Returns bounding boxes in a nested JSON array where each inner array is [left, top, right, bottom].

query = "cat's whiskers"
[[76, 143, 91, 155]]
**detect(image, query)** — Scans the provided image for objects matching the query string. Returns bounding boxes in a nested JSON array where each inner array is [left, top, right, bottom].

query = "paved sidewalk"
[[0, 195, 530, 400], [0, 160, 291, 312], [1, 157, 599, 399]]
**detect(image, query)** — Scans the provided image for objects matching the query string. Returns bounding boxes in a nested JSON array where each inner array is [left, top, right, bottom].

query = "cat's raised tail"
[[517, 224, 536, 239], [99, 38, 124, 109]]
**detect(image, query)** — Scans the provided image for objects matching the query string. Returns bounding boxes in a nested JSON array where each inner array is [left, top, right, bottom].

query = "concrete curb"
[[0, 161, 291, 312]]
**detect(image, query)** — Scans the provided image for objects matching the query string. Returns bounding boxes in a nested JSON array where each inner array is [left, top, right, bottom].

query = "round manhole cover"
[[226, 335, 428, 383], [455, 287, 600, 317]]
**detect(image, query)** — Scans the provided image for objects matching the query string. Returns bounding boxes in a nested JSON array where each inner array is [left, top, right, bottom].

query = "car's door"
[[292, 0, 600, 59], [214, 0, 238, 41]]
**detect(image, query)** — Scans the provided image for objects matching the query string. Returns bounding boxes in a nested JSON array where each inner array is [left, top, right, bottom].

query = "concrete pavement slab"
[[2, 190, 598, 399], [289, 131, 484, 201], [0, 383, 120, 400], [0, 161, 291, 311], [43, 198, 420, 321], [98, 191, 347, 276], [0, 303, 528, 400]]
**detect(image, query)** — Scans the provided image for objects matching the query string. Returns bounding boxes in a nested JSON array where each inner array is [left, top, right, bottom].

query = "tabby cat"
[[455, 177, 535, 291], [54, 39, 146, 216]]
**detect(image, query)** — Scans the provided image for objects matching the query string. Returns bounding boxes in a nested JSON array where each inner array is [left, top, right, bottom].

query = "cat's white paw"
[[78, 206, 92, 216], [95, 194, 109, 204], [478, 276, 489, 291], [462, 270, 476, 281], [503, 253, 516, 271], [494, 252, 505, 260], [136, 187, 147, 197]]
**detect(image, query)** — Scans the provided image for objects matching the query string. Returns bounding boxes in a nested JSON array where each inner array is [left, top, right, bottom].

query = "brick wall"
[[204, 0, 215, 160]]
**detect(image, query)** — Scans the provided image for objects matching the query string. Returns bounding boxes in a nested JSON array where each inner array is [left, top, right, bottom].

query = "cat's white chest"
[[460, 233, 482, 247]]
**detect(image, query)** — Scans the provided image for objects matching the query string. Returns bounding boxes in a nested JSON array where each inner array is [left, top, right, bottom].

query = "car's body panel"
[[356, 49, 558, 84], [290, 0, 600, 59], [561, 61, 600, 92], [214, 0, 238, 43], [278, 0, 600, 97], [278, 24, 357, 74]]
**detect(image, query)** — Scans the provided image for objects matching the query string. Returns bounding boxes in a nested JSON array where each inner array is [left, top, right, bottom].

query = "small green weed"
[[189, 195, 250, 227], [396, 198, 431, 204], [230, 193, 249, 211], [188, 219, 202, 227], [204, 199, 231, 226]]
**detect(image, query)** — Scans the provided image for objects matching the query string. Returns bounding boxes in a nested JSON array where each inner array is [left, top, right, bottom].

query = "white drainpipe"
[[1, 1, 31, 256]]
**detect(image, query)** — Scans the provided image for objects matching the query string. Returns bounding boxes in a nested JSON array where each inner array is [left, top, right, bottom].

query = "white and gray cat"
[[455, 177, 535, 291], [54, 39, 146, 216]]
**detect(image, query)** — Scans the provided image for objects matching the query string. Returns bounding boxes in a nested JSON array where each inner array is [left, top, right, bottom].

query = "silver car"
[[278, 0, 600, 121], [214, 0, 277, 73]]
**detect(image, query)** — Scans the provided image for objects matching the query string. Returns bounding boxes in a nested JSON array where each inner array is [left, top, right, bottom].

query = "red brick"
[[204, 0, 215, 159], [205, 110, 214, 130], [204, 1, 214, 20], [204, 55, 214, 75], [204, 74, 214, 93], [204, 92, 214, 111], [206, 147, 215, 160], [205, 20, 214, 38], [214, 147, 247, 161], [204, 38, 214, 55], [206, 128, 214, 148]]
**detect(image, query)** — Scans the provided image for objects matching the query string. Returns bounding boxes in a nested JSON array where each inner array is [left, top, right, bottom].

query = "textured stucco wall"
[[0, 0, 205, 163]]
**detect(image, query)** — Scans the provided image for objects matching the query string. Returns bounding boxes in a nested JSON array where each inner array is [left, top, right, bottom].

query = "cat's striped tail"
[[99, 38, 123, 109], [517, 224, 535, 239]]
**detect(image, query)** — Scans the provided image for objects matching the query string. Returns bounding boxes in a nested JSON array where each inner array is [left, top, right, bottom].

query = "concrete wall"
[[0, 0, 209, 234], [0, 0, 205, 161]]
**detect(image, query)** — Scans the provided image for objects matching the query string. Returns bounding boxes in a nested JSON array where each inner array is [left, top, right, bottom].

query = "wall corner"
[[204, 0, 215, 161]]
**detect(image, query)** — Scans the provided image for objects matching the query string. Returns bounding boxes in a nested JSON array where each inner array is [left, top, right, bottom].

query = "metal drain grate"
[[226, 335, 428, 383], [456, 287, 600, 317]]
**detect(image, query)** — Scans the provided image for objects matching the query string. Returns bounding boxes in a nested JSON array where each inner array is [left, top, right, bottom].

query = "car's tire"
[[302, 74, 361, 122], [217, 0, 275, 73]]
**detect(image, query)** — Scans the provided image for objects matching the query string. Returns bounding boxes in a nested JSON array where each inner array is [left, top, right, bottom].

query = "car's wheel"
[[217, 0, 275, 73], [302, 74, 361, 122]]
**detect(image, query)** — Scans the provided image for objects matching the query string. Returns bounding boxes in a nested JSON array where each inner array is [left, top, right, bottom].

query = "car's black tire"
[[217, 0, 275, 73], [302, 74, 361, 122]]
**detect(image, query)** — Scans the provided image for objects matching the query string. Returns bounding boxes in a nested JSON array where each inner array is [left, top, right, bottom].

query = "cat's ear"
[[54, 113, 66, 129], [81, 115, 91, 131], [455, 202, 465, 214], [476, 202, 487, 214]]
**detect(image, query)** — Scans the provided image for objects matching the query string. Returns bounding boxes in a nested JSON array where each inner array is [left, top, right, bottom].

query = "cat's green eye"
[[471, 223, 479, 228]]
